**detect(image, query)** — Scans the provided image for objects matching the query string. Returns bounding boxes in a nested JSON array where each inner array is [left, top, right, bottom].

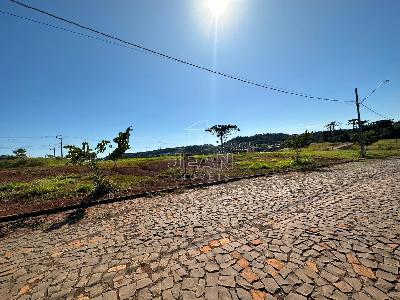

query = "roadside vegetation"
[[0, 138, 399, 217]]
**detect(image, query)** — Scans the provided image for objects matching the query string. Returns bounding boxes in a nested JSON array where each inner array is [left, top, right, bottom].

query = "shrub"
[[64, 127, 133, 198], [285, 131, 312, 164]]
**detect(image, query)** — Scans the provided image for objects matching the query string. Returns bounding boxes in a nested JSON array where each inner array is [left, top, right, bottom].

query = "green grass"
[[356, 139, 399, 150], [228, 139, 400, 175], [1, 139, 398, 170], [300, 149, 359, 160], [277, 139, 400, 161], [307, 142, 348, 151], [0, 157, 68, 169], [1, 139, 399, 205], [109, 175, 154, 190], [0, 175, 93, 201], [0, 173, 155, 202]]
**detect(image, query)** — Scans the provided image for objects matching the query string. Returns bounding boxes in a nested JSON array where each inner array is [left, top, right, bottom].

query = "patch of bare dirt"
[[0, 166, 87, 184]]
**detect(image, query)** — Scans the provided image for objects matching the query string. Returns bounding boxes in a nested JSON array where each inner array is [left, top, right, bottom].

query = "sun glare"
[[208, 0, 229, 18]]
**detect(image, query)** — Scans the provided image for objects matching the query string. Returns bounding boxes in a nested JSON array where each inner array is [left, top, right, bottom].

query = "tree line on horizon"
[[125, 119, 400, 158], [2, 119, 399, 160]]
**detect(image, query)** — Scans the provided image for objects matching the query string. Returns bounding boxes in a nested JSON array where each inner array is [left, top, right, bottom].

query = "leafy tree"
[[363, 130, 379, 147], [205, 124, 240, 153], [13, 148, 27, 158], [64, 140, 112, 197], [286, 131, 312, 164], [394, 122, 400, 142], [64, 127, 133, 197], [108, 126, 132, 167], [351, 130, 379, 156]]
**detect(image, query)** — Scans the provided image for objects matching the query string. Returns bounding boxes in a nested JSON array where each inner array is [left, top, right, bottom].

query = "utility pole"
[[49, 145, 55, 157], [56, 135, 63, 158], [325, 122, 333, 133], [355, 88, 365, 158], [325, 121, 341, 133], [348, 119, 358, 130]]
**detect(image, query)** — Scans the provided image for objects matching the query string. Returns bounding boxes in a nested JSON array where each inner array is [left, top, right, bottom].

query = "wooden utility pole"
[[355, 88, 365, 158], [49, 145, 56, 157], [325, 122, 333, 133], [56, 135, 63, 158], [325, 121, 340, 133], [348, 119, 358, 130]]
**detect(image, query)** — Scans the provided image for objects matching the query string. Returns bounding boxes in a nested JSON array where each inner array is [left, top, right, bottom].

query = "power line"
[[1, 10, 345, 105], [361, 103, 391, 120], [6, 1, 350, 103], [0, 135, 100, 141], [0, 136, 54, 139], [361, 80, 390, 104], [0, 10, 149, 56]]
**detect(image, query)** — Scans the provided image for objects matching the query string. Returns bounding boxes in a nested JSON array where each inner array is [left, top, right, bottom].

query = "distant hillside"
[[125, 133, 290, 158], [228, 133, 290, 144], [124, 144, 218, 158], [124, 120, 400, 158]]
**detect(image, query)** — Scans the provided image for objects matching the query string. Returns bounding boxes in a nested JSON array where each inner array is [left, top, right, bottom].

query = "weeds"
[[0, 139, 399, 205]]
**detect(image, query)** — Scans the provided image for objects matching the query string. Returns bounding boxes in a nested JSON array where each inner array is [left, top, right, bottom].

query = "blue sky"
[[0, 0, 399, 157]]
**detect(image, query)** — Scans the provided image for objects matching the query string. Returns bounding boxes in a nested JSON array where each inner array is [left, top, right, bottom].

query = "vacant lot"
[[0, 158, 399, 299], [0, 139, 399, 217]]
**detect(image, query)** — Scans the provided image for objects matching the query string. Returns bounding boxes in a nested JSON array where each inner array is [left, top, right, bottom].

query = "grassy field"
[[0, 139, 399, 216]]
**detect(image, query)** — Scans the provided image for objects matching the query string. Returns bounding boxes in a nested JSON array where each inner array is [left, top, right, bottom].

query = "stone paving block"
[[236, 287, 251, 300], [344, 277, 362, 291], [118, 283, 136, 300], [287, 291, 307, 300], [136, 277, 152, 290], [205, 286, 218, 300], [218, 275, 236, 288], [1, 159, 400, 300], [376, 270, 397, 282], [296, 283, 314, 296], [206, 272, 218, 287], [182, 277, 199, 291], [364, 285, 391, 300]]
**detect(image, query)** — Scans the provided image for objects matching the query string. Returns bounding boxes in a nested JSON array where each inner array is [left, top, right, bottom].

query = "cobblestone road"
[[1, 159, 399, 300]]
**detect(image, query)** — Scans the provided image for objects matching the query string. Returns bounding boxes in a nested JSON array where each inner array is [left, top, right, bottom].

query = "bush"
[[64, 127, 133, 198], [285, 131, 312, 164], [76, 184, 94, 194]]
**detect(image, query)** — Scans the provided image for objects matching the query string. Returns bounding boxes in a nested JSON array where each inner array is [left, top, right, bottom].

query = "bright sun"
[[207, 0, 229, 18]]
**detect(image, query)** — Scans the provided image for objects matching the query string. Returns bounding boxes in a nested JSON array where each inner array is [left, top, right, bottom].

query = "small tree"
[[394, 122, 400, 143], [64, 127, 133, 197], [351, 130, 379, 156], [108, 126, 132, 167], [64, 140, 112, 197], [286, 131, 311, 164], [205, 124, 240, 153], [13, 148, 27, 158]]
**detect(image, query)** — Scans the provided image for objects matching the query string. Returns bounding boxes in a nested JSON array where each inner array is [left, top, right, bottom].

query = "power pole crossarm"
[[348, 119, 358, 130]]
